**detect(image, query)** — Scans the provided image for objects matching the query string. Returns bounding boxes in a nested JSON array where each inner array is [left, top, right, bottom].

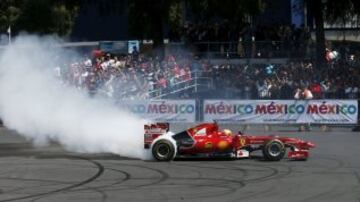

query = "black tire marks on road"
[[0, 155, 104, 202], [0, 152, 356, 202]]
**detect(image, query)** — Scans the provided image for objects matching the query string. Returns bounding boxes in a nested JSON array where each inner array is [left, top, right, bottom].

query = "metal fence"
[[147, 71, 213, 99], [145, 68, 360, 100]]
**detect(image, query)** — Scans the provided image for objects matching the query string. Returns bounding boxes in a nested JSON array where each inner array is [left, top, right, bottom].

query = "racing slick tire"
[[262, 139, 286, 161], [152, 139, 175, 161]]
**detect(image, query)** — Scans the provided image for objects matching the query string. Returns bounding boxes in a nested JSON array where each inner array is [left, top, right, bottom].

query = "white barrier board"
[[119, 100, 196, 122], [203, 100, 358, 124]]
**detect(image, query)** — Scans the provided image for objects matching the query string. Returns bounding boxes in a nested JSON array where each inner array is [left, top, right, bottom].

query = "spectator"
[[54, 43, 360, 101], [280, 81, 293, 99], [294, 86, 313, 131], [309, 81, 322, 99], [257, 80, 270, 99]]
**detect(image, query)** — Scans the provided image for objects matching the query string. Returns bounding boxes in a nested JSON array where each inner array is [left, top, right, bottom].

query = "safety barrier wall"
[[203, 100, 358, 124], [118, 99, 359, 125], [117, 100, 196, 122]]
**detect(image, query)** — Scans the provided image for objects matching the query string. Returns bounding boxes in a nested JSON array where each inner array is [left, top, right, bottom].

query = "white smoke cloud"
[[0, 35, 149, 159]]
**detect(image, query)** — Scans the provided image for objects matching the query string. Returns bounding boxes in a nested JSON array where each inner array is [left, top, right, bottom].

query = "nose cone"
[[307, 141, 316, 148]]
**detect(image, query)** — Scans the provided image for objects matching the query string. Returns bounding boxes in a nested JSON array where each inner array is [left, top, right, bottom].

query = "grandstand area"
[[52, 40, 360, 100]]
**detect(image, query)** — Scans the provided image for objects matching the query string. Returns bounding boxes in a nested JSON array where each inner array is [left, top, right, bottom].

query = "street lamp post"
[[7, 26, 11, 45]]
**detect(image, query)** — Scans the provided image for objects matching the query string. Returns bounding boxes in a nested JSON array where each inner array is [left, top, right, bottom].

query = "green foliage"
[[127, 0, 173, 44], [305, 0, 360, 28], [1, 0, 266, 39], [125, 0, 265, 45], [323, 0, 360, 26], [306, 0, 360, 68], [51, 3, 78, 36], [18, 0, 53, 33], [0, 0, 79, 36], [0, 0, 22, 31], [2, 0, 360, 43], [169, 0, 183, 30], [187, 0, 265, 24]]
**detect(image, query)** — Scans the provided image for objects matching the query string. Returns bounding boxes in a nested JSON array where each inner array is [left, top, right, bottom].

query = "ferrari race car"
[[144, 122, 315, 161]]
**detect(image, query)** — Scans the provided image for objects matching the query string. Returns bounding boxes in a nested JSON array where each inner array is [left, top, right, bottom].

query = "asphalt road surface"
[[0, 124, 359, 202]]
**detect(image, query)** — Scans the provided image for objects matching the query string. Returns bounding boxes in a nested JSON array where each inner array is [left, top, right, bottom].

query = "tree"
[[0, 0, 22, 32], [17, 0, 54, 34], [187, 0, 265, 25], [127, 0, 174, 46], [125, 0, 265, 46], [51, 3, 79, 36], [85, 0, 175, 46], [308, 0, 326, 69], [51, 0, 264, 46], [0, 0, 79, 36], [307, 0, 360, 69]]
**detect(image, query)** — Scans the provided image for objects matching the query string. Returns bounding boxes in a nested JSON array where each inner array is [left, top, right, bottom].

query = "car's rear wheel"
[[152, 140, 175, 161], [262, 139, 286, 161]]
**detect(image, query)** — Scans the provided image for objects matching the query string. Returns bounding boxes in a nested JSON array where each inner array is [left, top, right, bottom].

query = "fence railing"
[[144, 68, 360, 100], [147, 71, 213, 99]]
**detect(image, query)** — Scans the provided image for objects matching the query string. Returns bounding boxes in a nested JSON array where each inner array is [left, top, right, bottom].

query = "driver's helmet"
[[223, 129, 232, 136]]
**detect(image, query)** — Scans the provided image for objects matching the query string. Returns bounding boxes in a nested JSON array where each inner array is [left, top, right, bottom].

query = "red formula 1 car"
[[144, 122, 315, 161]]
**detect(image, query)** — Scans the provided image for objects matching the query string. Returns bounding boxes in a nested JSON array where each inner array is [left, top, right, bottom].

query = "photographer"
[[295, 86, 313, 131], [294, 86, 313, 100]]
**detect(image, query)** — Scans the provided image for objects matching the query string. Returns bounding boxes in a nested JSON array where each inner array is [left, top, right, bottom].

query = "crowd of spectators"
[[209, 58, 360, 100], [54, 48, 360, 101], [54, 52, 194, 99], [51, 26, 360, 102]]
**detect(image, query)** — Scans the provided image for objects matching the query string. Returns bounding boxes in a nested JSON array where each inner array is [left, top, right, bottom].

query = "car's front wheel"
[[152, 139, 175, 161], [262, 139, 286, 161]]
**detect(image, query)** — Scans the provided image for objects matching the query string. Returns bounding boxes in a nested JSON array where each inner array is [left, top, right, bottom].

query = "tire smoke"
[[0, 35, 150, 159]]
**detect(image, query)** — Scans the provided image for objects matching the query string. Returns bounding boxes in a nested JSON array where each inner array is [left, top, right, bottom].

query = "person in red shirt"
[[173, 63, 181, 78], [157, 75, 167, 89], [183, 66, 192, 81], [94, 58, 103, 72], [309, 81, 322, 99]]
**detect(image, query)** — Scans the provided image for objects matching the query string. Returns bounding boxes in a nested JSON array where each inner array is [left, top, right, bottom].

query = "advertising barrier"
[[119, 100, 196, 122], [203, 100, 358, 124]]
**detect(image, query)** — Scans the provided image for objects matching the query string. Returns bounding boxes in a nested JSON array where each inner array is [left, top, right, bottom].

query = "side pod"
[[144, 123, 169, 149]]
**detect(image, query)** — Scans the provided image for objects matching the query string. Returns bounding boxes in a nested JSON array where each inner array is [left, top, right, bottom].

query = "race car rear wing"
[[144, 123, 169, 149]]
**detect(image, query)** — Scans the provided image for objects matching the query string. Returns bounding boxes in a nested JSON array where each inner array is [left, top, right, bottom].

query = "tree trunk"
[[151, 11, 164, 47], [312, 0, 326, 69]]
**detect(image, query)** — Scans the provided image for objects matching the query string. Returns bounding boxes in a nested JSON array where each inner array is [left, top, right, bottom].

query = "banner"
[[119, 100, 196, 122], [203, 100, 358, 124], [99, 41, 127, 53]]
